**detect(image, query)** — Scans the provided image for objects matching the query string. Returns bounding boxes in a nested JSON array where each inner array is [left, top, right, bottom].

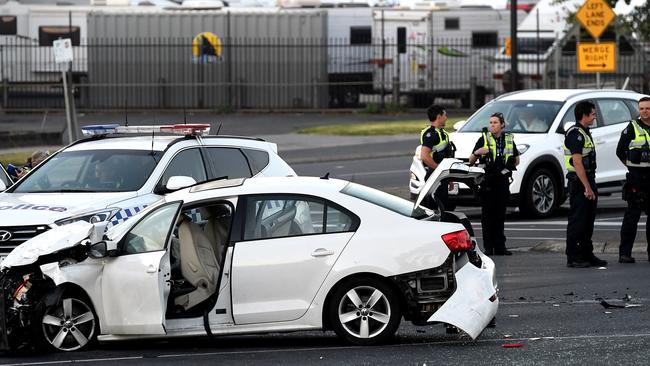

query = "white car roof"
[[167, 176, 350, 203], [64, 135, 273, 152], [496, 89, 643, 102]]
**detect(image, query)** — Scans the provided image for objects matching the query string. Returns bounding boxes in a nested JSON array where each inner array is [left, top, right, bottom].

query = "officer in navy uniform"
[[469, 112, 519, 256], [420, 104, 455, 210], [617, 96, 650, 263], [563, 101, 607, 268]]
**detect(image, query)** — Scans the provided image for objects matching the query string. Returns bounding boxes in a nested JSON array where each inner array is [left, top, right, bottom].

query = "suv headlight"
[[517, 144, 530, 155], [55, 208, 120, 226]]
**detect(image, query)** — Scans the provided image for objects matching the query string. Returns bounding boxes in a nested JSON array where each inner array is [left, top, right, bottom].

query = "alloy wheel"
[[41, 297, 96, 351], [532, 174, 555, 215], [337, 285, 391, 339]]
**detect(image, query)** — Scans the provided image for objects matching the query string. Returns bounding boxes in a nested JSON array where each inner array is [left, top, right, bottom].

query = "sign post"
[[575, 0, 616, 87], [52, 38, 77, 143]]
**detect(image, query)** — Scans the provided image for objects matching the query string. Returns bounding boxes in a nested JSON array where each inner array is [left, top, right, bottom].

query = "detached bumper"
[[428, 253, 498, 339]]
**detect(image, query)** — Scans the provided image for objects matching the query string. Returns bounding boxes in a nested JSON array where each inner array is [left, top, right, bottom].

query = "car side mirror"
[[561, 121, 575, 134], [166, 176, 197, 191], [453, 120, 467, 131], [88, 241, 108, 259]]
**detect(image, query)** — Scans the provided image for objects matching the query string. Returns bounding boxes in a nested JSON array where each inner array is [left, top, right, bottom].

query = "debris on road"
[[503, 343, 524, 348]]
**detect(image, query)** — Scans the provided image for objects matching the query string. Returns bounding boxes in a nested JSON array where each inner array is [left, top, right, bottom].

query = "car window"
[[459, 100, 562, 133], [11, 150, 162, 193], [243, 195, 355, 241], [204, 147, 252, 179], [161, 148, 208, 187], [0, 163, 11, 187], [597, 99, 632, 127], [560, 100, 597, 131], [242, 149, 270, 175], [625, 100, 640, 119], [122, 201, 181, 255], [341, 182, 417, 217]]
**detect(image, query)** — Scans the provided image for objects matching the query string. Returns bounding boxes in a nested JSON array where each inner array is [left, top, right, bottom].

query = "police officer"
[[617, 96, 650, 263], [564, 101, 607, 268], [420, 104, 455, 209], [469, 112, 519, 256]]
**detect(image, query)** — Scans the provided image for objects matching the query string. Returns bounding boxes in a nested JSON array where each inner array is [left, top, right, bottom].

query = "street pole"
[[381, 9, 385, 111], [510, 0, 518, 91]]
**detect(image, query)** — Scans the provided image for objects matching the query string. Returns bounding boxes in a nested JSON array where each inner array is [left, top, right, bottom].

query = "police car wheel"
[[328, 277, 401, 346], [521, 168, 557, 218]]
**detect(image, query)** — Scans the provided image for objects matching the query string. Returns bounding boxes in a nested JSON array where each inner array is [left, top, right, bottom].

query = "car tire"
[[31, 290, 98, 352], [521, 168, 558, 218], [328, 277, 401, 346]]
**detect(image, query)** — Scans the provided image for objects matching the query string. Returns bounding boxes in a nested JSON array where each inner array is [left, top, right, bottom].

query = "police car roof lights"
[[81, 124, 211, 137]]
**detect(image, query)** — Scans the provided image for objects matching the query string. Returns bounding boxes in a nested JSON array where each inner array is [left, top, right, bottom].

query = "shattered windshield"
[[12, 149, 162, 193]]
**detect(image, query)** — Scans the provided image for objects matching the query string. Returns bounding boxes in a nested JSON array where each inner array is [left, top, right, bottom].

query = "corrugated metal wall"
[[86, 9, 329, 109]]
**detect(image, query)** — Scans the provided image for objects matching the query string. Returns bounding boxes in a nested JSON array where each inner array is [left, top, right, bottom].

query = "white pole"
[[61, 69, 74, 144]]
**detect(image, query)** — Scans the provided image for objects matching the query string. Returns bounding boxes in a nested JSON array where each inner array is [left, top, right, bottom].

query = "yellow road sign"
[[576, 0, 616, 39], [577, 42, 616, 73]]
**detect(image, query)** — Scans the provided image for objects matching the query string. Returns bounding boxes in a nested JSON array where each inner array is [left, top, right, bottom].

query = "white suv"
[[0, 124, 296, 261], [411, 89, 648, 218]]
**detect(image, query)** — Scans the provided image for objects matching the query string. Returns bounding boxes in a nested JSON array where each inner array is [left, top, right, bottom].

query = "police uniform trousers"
[[619, 172, 650, 258], [479, 174, 509, 253], [566, 173, 597, 262]]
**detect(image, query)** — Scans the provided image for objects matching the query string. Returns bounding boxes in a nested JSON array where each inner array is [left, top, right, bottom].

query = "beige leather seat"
[[174, 217, 220, 310]]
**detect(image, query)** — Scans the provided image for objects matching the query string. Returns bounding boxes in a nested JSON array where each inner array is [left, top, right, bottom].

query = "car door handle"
[[146, 265, 157, 273], [311, 248, 335, 257]]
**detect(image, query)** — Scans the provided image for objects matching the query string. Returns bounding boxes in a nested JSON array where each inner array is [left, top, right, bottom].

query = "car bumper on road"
[[428, 254, 498, 339]]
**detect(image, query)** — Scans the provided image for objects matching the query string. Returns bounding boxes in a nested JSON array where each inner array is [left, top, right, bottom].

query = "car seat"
[[174, 216, 220, 310]]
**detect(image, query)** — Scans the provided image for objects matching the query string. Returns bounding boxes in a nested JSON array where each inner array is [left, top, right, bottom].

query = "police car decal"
[[110, 205, 149, 226], [0, 203, 67, 212]]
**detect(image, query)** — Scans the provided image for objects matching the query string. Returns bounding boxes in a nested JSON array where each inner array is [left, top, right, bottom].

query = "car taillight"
[[441, 230, 473, 252]]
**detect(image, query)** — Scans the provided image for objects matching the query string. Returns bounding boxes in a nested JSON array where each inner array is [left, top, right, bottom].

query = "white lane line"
[[473, 221, 645, 227], [337, 169, 407, 178], [476, 236, 564, 240], [0, 356, 142, 366]]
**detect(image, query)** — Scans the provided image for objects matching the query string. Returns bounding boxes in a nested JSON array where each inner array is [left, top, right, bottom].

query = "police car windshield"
[[459, 100, 563, 134], [12, 150, 163, 193]]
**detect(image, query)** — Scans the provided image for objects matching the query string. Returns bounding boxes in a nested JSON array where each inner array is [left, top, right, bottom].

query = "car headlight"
[[55, 208, 120, 226], [517, 144, 530, 155]]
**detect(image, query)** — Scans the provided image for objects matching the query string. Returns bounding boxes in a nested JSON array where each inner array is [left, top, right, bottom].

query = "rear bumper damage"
[[394, 251, 498, 339]]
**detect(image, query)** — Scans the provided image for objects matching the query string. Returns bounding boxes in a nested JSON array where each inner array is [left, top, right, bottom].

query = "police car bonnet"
[[0, 192, 135, 226]]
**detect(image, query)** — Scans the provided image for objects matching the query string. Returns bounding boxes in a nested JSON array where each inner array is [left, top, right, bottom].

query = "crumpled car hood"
[[1, 221, 93, 270]]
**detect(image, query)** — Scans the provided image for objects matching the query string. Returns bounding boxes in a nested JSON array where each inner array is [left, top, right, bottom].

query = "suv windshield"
[[341, 182, 428, 219], [459, 100, 563, 134], [12, 149, 162, 193]]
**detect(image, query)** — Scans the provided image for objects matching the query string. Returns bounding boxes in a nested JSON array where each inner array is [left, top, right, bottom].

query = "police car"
[[0, 124, 296, 263]]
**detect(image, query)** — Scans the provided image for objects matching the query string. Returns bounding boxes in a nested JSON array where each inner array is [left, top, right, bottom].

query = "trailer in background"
[[371, 6, 525, 107]]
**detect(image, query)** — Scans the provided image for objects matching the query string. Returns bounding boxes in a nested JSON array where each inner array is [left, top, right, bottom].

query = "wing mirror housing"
[[88, 241, 108, 259], [453, 120, 467, 131]]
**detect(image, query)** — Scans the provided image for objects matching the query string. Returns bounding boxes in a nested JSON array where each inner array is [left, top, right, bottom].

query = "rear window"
[[12, 149, 162, 193], [341, 182, 427, 218]]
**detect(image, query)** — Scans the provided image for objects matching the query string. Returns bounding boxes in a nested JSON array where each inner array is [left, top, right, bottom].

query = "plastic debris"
[[529, 337, 541, 341], [597, 266, 607, 270], [503, 343, 524, 348], [604, 311, 612, 314], [508, 314, 520, 318], [552, 304, 560, 307], [504, 334, 512, 338]]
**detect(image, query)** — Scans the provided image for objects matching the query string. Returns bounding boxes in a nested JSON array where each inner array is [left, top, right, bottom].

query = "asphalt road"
[[2, 113, 650, 365]]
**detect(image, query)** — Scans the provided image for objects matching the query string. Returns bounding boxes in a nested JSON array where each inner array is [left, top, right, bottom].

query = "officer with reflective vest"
[[420, 104, 455, 210], [563, 101, 607, 268], [469, 112, 519, 256], [616, 96, 650, 264]]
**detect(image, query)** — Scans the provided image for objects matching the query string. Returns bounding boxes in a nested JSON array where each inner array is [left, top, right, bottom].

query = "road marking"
[[0, 356, 143, 366], [337, 169, 407, 178], [473, 221, 645, 227]]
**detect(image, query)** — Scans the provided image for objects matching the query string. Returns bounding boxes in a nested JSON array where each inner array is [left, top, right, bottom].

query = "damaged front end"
[[0, 222, 102, 353]]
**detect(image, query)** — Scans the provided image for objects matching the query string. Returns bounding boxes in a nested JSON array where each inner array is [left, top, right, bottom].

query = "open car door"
[[414, 158, 485, 212], [100, 201, 182, 335]]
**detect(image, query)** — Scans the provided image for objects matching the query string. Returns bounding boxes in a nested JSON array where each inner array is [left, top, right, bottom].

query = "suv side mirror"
[[166, 176, 197, 191], [453, 120, 467, 131]]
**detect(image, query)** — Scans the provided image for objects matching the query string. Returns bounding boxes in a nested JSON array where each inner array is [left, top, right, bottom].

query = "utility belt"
[[626, 149, 650, 167]]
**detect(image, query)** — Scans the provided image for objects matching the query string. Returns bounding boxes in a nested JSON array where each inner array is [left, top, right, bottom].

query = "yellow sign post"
[[577, 42, 616, 73], [505, 37, 511, 56], [576, 0, 616, 39]]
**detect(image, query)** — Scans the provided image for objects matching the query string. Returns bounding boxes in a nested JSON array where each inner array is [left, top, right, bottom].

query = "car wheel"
[[32, 291, 98, 352], [328, 277, 401, 346], [521, 168, 557, 218]]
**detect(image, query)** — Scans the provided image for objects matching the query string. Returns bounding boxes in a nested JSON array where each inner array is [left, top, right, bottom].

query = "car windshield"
[[341, 182, 428, 219], [459, 100, 563, 134], [12, 149, 163, 193]]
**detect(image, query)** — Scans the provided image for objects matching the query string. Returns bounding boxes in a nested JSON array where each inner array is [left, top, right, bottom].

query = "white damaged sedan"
[[0, 160, 497, 353]]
